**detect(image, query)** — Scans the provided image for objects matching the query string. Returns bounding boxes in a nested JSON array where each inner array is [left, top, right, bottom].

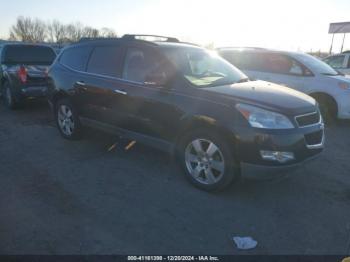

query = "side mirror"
[[144, 72, 168, 87]]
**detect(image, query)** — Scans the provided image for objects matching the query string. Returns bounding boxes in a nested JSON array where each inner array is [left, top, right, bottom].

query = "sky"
[[0, 0, 349, 52]]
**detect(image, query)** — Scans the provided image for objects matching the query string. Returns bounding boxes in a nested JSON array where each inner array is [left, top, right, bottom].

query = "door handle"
[[76, 81, 86, 86], [114, 89, 127, 95], [75, 81, 87, 91]]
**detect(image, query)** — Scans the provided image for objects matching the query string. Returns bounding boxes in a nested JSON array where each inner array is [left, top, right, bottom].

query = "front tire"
[[177, 130, 240, 192], [314, 95, 337, 125], [55, 98, 82, 140]]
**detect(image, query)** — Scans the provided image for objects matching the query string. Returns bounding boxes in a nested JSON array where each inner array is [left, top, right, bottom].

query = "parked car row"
[[0, 36, 332, 191]]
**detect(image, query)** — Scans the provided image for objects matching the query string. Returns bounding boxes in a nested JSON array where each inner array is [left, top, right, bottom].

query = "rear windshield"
[[2, 45, 56, 65]]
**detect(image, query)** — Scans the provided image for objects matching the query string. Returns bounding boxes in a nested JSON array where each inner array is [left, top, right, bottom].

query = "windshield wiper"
[[205, 78, 249, 87], [321, 73, 340, 76]]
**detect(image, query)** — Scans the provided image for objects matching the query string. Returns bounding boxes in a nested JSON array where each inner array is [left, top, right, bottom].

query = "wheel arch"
[[51, 90, 70, 109], [173, 115, 239, 159], [309, 92, 338, 115]]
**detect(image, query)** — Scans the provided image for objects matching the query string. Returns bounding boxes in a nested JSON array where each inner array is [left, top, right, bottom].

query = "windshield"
[[3, 45, 56, 65], [163, 47, 247, 87], [295, 53, 340, 76]]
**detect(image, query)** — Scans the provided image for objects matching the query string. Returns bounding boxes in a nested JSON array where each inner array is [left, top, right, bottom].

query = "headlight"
[[236, 104, 294, 129]]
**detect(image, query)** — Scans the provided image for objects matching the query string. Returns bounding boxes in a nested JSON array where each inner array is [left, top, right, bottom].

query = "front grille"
[[304, 130, 323, 147], [295, 112, 320, 127]]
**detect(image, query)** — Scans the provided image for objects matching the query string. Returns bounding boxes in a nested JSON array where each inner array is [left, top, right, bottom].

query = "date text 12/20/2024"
[[127, 256, 219, 261]]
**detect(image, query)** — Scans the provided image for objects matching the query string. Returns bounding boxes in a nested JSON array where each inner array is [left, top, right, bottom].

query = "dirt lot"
[[0, 101, 350, 255]]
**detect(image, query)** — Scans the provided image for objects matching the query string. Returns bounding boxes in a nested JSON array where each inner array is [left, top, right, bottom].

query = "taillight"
[[18, 66, 27, 83]]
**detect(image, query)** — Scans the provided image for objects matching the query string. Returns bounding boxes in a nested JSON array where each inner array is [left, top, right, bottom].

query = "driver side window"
[[260, 53, 304, 76], [122, 48, 162, 83]]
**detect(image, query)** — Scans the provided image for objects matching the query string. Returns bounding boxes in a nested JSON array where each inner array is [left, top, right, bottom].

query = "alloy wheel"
[[57, 105, 75, 136], [185, 139, 225, 185]]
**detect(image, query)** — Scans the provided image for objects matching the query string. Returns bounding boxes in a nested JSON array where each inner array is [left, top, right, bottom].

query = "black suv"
[[48, 35, 324, 191], [0, 43, 56, 109]]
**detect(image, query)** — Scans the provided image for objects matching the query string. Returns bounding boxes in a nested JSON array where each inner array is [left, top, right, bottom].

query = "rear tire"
[[177, 129, 240, 192], [55, 98, 83, 140], [3, 82, 21, 110]]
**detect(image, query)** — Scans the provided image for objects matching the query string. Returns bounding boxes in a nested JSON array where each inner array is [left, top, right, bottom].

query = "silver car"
[[323, 51, 350, 76], [218, 47, 350, 121]]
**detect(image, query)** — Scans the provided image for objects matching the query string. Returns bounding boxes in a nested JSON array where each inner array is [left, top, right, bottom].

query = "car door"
[[78, 44, 127, 125], [57, 45, 93, 118], [116, 45, 183, 141]]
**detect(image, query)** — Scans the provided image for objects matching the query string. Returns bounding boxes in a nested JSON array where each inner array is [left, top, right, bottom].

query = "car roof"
[[155, 41, 202, 49], [70, 35, 200, 50], [1, 43, 55, 49]]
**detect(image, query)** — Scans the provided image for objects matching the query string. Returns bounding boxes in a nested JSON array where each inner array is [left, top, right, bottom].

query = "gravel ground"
[[0, 100, 349, 255]]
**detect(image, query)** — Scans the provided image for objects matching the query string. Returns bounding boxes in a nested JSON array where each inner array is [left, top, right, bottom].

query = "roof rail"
[[79, 37, 119, 42], [122, 34, 180, 43], [217, 46, 267, 51]]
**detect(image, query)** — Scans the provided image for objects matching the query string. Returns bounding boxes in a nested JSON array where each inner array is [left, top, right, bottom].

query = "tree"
[[10, 16, 46, 42], [100, 28, 117, 38], [8, 16, 118, 43], [47, 20, 65, 43], [82, 26, 100, 38]]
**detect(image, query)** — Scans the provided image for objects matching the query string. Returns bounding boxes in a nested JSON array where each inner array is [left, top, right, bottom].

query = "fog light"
[[260, 151, 295, 163]]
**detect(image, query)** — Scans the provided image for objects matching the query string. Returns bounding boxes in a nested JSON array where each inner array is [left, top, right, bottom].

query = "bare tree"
[[10, 16, 46, 42], [64, 23, 85, 42], [8, 16, 117, 43], [47, 20, 66, 43], [82, 26, 100, 38], [100, 28, 117, 38]]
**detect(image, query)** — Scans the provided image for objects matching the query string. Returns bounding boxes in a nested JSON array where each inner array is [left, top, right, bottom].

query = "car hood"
[[325, 74, 350, 83], [204, 80, 317, 115]]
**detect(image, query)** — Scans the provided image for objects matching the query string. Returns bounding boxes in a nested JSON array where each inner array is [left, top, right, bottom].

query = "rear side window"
[[87, 46, 122, 77], [60, 46, 92, 71], [3, 45, 56, 65]]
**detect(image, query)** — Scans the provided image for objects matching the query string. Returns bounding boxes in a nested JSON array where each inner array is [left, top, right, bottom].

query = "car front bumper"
[[337, 91, 350, 119], [232, 122, 325, 168]]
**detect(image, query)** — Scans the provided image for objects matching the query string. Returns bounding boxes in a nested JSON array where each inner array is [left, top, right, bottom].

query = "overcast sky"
[[0, 0, 349, 52]]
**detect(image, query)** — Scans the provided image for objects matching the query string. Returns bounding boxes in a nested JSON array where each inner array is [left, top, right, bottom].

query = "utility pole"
[[341, 33, 346, 53], [329, 33, 335, 54]]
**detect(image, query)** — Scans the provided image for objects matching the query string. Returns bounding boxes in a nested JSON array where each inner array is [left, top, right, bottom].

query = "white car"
[[218, 47, 350, 120], [323, 51, 350, 76]]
